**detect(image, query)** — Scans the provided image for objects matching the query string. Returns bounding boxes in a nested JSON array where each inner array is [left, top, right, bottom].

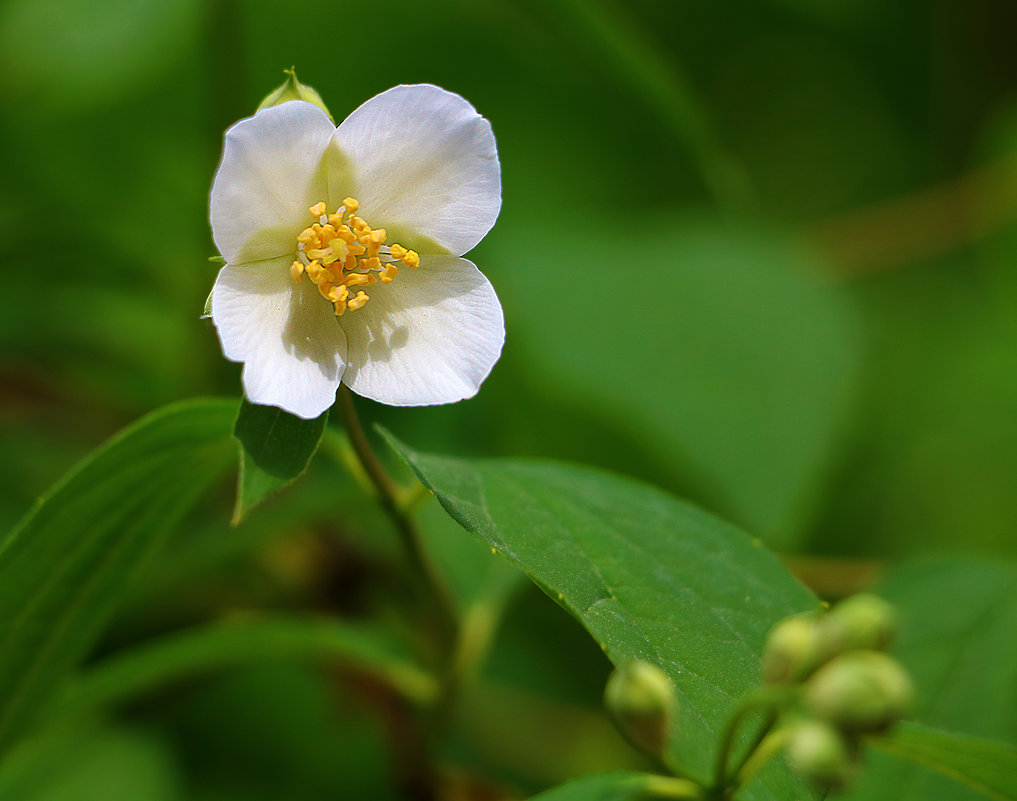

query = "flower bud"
[[805, 650, 913, 733], [786, 719, 856, 790], [257, 68, 333, 121], [816, 594, 897, 660], [762, 611, 822, 684], [604, 660, 675, 758]]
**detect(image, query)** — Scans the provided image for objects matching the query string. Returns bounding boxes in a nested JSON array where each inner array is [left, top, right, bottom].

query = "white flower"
[[209, 84, 504, 419]]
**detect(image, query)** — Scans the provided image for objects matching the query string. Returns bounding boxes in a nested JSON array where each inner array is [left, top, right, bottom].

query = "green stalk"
[[335, 386, 458, 642]]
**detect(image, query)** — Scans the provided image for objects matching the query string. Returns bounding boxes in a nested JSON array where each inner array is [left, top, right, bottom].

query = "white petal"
[[210, 102, 335, 264], [341, 255, 504, 406], [332, 85, 500, 256], [211, 257, 347, 419]]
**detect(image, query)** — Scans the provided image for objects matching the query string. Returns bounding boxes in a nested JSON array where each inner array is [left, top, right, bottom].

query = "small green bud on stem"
[[257, 67, 333, 121], [815, 593, 897, 660], [805, 650, 913, 733], [786, 719, 856, 790], [762, 611, 822, 684], [604, 660, 675, 760]]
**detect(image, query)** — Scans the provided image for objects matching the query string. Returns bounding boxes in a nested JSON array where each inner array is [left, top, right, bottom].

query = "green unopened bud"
[[786, 719, 856, 790], [816, 594, 897, 660], [604, 660, 675, 758], [762, 611, 823, 684], [805, 651, 913, 733], [257, 67, 333, 121]]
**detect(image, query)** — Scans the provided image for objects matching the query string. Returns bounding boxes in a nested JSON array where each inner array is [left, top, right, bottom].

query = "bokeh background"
[[0, 1, 1015, 799]]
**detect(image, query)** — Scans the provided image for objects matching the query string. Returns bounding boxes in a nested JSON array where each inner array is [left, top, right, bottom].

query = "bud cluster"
[[762, 594, 913, 791]]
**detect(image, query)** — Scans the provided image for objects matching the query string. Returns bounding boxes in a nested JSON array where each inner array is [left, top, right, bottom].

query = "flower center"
[[290, 199, 420, 316]]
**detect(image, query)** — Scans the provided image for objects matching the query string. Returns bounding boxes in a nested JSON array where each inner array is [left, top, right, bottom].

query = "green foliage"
[[0, 0, 202, 114], [167, 662, 397, 801], [53, 616, 436, 720], [877, 560, 1017, 741], [529, 772, 702, 801], [485, 216, 859, 547], [845, 559, 1017, 801], [0, 724, 182, 801], [0, 400, 236, 756], [385, 433, 817, 798], [1, 0, 1015, 797], [871, 723, 1017, 801], [232, 399, 328, 523]]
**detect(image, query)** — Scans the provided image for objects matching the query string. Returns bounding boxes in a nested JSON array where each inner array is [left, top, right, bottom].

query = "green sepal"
[[257, 67, 333, 121]]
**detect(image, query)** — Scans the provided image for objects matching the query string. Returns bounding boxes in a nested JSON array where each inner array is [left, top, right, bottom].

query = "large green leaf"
[[0, 399, 237, 755], [386, 435, 817, 798], [846, 558, 1017, 801], [870, 723, 1017, 801]]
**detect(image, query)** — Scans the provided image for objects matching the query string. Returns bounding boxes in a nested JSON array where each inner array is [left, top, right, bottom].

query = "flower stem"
[[733, 728, 789, 790], [726, 708, 778, 784], [335, 386, 458, 641], [641, 775, 705, 799], [710, 688, 791, 796]]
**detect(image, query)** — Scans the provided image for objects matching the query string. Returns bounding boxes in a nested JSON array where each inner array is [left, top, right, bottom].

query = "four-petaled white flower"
[[209, 84, 504, 419]]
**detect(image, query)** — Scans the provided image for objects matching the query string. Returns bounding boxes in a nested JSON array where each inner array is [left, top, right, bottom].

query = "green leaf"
[[529, 772, 702, 801], [846, 558, 1017, 801], [232, 398, 328, 524], [384, 434, 817, 798], [869, 723, 1017, 801], [0, 399, 237, 756], [0, 724, 182, 801], [51, 615, 437, 720], [875, 559, 1017, 740], [487, 215, 859, 545]]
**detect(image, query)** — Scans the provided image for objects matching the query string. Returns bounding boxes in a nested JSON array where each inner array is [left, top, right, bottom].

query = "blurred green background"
[[0, 0, 1015, 799]]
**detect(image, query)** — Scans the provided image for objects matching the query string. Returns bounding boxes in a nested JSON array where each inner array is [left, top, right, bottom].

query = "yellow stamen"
[[328, 240, 350, 263], [344, 272, 377, 287], [305, 261, 335, 285], [347, 291, 369, 311], [294, 198, 417, 314], [319, 283, 348, 303]]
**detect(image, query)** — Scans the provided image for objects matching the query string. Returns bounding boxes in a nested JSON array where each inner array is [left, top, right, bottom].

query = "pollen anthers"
[[290, 199, 420, 316]]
